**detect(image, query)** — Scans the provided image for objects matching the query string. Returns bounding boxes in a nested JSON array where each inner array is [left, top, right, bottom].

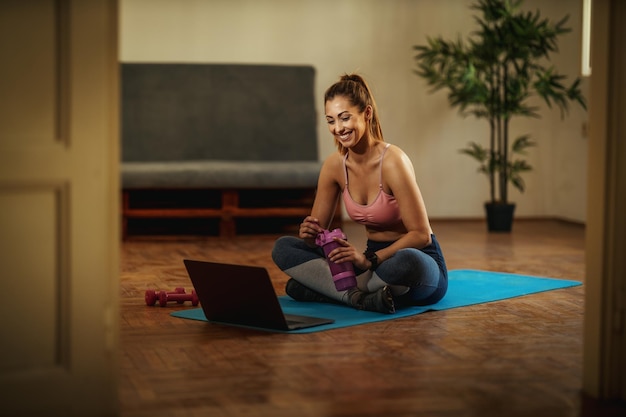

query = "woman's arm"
[[299, 153, 343, 246], [374, 146, 433, 263]]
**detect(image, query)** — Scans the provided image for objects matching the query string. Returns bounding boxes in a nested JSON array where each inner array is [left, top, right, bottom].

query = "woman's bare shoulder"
[[321, 151, 344, 170], [384, 144, 415, 170], [318, 151, 345, 184]]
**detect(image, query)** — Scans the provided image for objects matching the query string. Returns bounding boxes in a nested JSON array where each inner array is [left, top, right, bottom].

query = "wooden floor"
[[119, 219, 625, 417]]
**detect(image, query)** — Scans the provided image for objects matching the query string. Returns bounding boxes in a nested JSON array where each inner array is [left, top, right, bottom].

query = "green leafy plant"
[[413, 0, 586, 205]]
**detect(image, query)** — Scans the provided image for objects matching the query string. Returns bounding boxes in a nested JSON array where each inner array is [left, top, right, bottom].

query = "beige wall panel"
[[0, 184, 68, 373], [0, 0, 58, 147]]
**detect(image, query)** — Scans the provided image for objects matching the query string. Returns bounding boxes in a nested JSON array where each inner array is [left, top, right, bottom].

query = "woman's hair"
[[324, 74, 384, 153]]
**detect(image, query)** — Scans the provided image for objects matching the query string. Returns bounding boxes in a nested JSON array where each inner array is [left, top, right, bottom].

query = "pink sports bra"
[[342, 144, 402, 229]]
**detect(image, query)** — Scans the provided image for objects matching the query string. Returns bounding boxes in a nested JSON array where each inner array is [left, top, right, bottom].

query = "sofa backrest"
[[121, 63, 318, 162]]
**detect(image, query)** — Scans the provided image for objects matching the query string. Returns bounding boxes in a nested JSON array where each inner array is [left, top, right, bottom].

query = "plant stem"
[[489, 116, 496, 203], [496, 64, 503, 203], [500, 60, 509, 204]]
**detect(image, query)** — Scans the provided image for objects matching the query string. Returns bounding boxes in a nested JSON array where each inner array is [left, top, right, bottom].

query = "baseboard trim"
[[427, 215, 585, 227]]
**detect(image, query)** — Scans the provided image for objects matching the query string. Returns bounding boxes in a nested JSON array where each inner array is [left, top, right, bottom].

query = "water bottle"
[[315, 228, 357, 291]]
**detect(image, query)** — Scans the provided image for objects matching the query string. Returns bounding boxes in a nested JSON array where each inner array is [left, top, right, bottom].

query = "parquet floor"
[[119, 220, 625, 417]]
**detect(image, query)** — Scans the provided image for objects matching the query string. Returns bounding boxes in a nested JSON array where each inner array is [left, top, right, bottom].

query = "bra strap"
[[343, 152, 350, 187], [379, 143, 391, 188]]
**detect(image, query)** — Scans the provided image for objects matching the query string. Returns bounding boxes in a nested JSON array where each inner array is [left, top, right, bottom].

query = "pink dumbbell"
[[158, 289, 199, 307], [145, 287, 185, 306]]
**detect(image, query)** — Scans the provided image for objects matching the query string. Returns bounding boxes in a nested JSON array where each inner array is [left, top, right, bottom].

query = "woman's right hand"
[[299, 216, 323, 244]]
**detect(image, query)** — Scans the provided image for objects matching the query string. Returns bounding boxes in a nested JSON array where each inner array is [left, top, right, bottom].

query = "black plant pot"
[[484, 202, 516, 232]]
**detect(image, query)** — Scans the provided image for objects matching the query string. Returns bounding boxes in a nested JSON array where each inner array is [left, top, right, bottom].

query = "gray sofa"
[[121, 63, 330, 238]]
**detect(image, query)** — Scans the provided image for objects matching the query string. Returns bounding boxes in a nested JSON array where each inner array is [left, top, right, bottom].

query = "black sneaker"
[[348, 286, 395, 314]]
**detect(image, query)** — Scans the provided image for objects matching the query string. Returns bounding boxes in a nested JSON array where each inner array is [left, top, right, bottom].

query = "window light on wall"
[[582, 0, 592, 77]]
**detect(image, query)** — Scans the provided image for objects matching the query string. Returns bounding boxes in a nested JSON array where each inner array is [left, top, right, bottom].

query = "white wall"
[[119, 0, 588, 222]]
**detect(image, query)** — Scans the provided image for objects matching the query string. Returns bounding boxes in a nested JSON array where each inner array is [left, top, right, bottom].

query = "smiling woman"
[[271, 74, 448, 315], [325, 100, 370, 150], [324, 75, 384, 153]]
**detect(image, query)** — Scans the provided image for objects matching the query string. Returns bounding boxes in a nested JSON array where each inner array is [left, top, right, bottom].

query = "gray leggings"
[[271, 234, 448, 306]]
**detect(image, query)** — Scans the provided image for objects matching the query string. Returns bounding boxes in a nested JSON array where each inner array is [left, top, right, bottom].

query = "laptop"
[[183, 259, 335, 331]]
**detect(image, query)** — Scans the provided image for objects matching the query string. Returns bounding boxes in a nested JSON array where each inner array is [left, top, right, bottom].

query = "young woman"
[[272, 74, 447, 314]]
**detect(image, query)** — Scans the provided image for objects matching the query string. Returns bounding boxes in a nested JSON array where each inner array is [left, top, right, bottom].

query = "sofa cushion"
[[121, 160, 322, 189], [121, 63, 318, 163]]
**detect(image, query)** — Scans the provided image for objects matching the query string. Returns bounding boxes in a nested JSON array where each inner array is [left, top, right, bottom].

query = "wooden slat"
[[121, 188, 321, 238]]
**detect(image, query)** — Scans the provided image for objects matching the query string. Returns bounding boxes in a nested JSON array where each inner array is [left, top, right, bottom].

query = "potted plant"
[[413, 0, 587, 232]]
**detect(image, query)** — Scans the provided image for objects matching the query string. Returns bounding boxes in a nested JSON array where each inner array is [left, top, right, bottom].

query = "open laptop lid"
[[183, 259, 334, 331]]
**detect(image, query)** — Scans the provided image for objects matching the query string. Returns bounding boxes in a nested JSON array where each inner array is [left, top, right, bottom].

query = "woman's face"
[[325, 96, 370, 149]]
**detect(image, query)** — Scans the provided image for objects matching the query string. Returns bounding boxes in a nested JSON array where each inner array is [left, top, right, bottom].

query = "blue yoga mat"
[[171, 269, 582, 333]]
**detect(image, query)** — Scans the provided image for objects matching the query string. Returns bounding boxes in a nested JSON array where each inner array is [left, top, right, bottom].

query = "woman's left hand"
[[327, 238, 369, 270]]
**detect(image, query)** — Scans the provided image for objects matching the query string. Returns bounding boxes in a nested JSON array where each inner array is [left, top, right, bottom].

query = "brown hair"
[[324, 74, 384, 154]]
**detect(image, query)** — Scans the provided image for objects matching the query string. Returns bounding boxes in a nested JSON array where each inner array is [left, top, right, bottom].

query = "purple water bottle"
[[315, 228, 357, 291]]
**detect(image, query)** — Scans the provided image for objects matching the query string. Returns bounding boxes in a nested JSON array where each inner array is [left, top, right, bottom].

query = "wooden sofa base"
[[122, 188, 339, 239]]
